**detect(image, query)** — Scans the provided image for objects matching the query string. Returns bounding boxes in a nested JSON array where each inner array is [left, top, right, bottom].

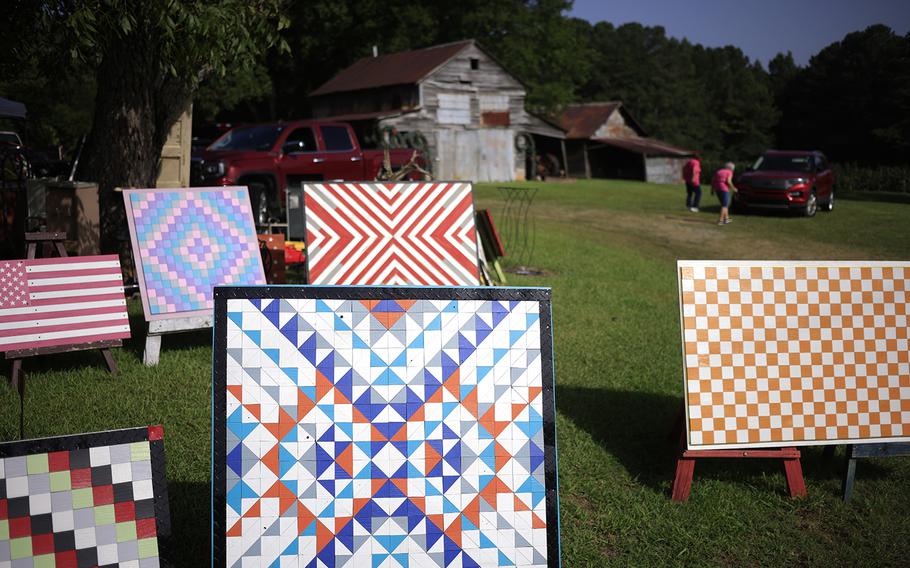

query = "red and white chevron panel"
[[303, 182, 481, 285]]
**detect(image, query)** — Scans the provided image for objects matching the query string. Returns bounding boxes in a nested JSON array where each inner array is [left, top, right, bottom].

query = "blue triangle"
[[315, 299, 333, 312], [336, 519, 354, 552], [462, 552, 481, 568], [427, 314, 441, 331], [474, 315, 492, 345], [245, 329, 261, 346], [443, 536, 462, 565], [477, 366, 493, 381], [408, 333, 424, 349], [317, 352, 334, 380], [264, 348, 281, 365], [493, 348, 508, 363], [480, 532, 496, 549], [227, 311, 243, 328], [299, 334, 317, 365], [443, 301, 458, 313], [371, 352, 386, 367], [492, 301, 509, 326], [353, 334, 370, 349], [281, 536, 299, 556], [281, 367, 298, 382], [391, 553, 409, 567], [458, 332, 476, 364], [498, 550, 513, 566], [335, 369, 353, 401], [261, 299, 279, 313], [461, 514, 478, 532], [391, 351, 407, 367], [337, 480, 353, 499], [279, 316, 297, 345], [334, 314, 351, 331], [441, 352, 459, 380], [510, 329, 525, 346]]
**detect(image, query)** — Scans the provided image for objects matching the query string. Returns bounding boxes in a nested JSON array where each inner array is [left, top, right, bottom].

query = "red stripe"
[[0, 316, 128, 338], [0, 305, 127, 324], [1, 331, 130, 351], [28, 293, 125, 307], [25, 279, 122, 293], [26, 267, 122, 280]]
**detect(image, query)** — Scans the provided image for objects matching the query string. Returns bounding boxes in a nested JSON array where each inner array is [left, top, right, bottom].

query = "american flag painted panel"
[[0, 255, 130, 352]]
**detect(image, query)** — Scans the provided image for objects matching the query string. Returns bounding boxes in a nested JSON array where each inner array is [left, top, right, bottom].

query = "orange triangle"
[[334, 388, 351, 404], [384, 311, 406, 328], [532, 513, 546, 529], [336, 443, 353, 477], [242, 500, 261, 518], [514, 495, 530, 512], [410, 496, 426, 513], [315, 371, 334, 402], [444, 514, 462, 547], [512, 402, 528, 420], [245, 404, 261, 421], [494, 442, 511, 471], [463, 495, 481, 527], [397, 300, 416, 311], [462, 387, 478, 419], [226, 519, 243, 537], [427, 514, 445, 532], [298, 389, 315, 421], [353, 498, 370, 514], [226, 385, 243, 403], [352, 407, 370, 423], [316, 520, 334, 550], [296, 502, 315, 536], [264, 481, 297, 515], [390, 423, 408, 442], [371, 425, 388, 442], [443, 369, 461, 399], [410, 404, 425, 421], [372, 478, 386, 497], [264, 409, 296, 442], [391, 477, 409, 496], [479, 478, 498, 506], [427, 388, 443, 404], [492, 419, 509, 437], [425, 442, 442, 475], [261, 445, 280, 477], [529, 386, 542, 401], [361, 299, 379, 311]]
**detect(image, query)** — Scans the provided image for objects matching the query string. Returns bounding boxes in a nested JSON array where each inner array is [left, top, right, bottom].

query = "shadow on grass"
[[838, 191, 910, 204], [165, 481, 210, 564], [557, 385, 889, 495]]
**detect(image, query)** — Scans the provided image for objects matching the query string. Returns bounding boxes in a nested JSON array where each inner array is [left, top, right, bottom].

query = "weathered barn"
[[309, 40, 565, 182], [560, 102, 695, 184]]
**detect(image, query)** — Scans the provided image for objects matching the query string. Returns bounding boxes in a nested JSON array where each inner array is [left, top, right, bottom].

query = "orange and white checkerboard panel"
[[678, 261, 910, 450]]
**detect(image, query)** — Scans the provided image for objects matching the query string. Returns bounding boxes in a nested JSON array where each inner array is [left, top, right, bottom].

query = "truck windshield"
[[752, 155, 812, 172], [209, 125, 284, 151]]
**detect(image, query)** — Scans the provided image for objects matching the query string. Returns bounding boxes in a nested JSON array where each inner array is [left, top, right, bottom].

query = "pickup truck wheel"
[[803, 190, 818, 217], [248, 182, 269, 225], [822, 189, 834, 212]]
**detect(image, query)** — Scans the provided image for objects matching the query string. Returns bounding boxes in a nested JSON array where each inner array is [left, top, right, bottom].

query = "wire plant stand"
[[497, 186, 542, 275]]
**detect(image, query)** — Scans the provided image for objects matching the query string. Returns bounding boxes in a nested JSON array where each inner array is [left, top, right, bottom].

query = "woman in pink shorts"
[[712, 162, 738, 225]]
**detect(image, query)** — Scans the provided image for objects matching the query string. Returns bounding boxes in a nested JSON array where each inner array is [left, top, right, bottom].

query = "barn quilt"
[[678, 261, 910, 450], [212, 287, 559, 567], [123, 187, 265, 321], [0, 255, 130, 353], [302, 182, 481, 286], [0, 426, 170, 567]]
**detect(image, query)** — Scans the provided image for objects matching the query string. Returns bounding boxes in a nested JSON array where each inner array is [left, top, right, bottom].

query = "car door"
[[814, 154, 834, 200], [318, 125, 362, 180], [278, 126, 329, 180]]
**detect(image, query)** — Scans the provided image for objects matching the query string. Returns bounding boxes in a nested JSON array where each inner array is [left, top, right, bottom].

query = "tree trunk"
[[78, 29, 192, 264]]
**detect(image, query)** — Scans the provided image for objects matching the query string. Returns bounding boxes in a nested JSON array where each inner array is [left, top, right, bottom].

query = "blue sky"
[[568, 0, 910, 66]]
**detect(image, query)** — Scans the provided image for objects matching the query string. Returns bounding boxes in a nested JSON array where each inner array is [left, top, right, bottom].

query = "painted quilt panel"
[[0, 255, 130, 353], [679, 261, 910, 450], [213, 287, 559, 567], [0, 426, 170, 567], [123, 187, 266, 321], [303, 182, 480, 286]]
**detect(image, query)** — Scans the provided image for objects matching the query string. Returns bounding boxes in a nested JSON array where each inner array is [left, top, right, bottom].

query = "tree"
[[16, 0, 287, 251]]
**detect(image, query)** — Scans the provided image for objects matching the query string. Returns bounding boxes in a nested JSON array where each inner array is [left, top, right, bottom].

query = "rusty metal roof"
[[559, 102, 624, 139], [591, 136, 694, 157], [311, 40, 475, 96]]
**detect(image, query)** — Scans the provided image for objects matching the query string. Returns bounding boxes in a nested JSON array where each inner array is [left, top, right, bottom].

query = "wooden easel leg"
[[143, 335, 162, 366], [671, 457, 696, 502], [16, 362, 25, 439], [782, 449, 807, 498], [842, 445, 856, 502], [10, 358, 23, 391], [100, 349, 119, 376]]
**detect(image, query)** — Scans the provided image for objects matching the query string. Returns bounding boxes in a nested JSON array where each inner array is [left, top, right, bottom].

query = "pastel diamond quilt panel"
[[679, 261, 910, 450], [123, 187, 265, 320], [303, 182, 480, 286], [0, 426, 170, 567], [213, 287, 559, 567]]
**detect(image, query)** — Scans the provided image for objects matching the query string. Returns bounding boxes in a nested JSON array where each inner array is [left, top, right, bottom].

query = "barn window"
[[470, 58, 480, 70], [436, 93, 471, 125]]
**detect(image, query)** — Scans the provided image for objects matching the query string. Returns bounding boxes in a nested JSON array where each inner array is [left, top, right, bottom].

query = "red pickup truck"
[[191, 121, 422, 223]]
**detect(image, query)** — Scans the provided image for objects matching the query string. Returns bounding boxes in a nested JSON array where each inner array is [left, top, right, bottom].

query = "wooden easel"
[[669, 407, 807, 502], [842, 442, 910, 502], [6, 232, 120, 438]]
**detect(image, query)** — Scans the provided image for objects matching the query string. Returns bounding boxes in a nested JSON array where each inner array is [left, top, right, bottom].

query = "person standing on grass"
[[712, 161, 737, 225], [682, 156, 701, 212]]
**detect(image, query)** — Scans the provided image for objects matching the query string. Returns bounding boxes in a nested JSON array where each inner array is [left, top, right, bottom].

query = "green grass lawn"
[[2, 179, 909, 565]]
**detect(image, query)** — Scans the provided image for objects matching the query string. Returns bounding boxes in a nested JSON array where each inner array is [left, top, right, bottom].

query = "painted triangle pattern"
[[222, 296, 551, 567], [303, 182, 481, 285], [124, 187, 266, 320]]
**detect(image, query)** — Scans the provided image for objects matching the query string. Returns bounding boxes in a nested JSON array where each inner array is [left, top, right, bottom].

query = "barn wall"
[[593, 110, 639, 139], [645, 156, 687, 185], [311, 85, 419, 118]]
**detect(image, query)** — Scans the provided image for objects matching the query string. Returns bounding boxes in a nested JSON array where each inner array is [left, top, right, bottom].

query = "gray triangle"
[[295, 316, 315, 333], [280, 405, 297, 420], [242, 367, 261, 384], [316, 334, 332, 349], [227, 348, 244, 365], [334, 352, 351, 367], [352, 534, 371, 553], [513, 440, 531, 461], [279, 299, 296, 314], [479, 498, 495, 512], [241, 444, 259, 476], [444, 336, 459, 350], [494, 384, 510, 401], [263, 517, 281, 536], [511, 367, 526, 383], [533, 550, 547, 564], [242, 538, 260, 557], [300, 444, 317, 463], [515, 532, 531, 548], [461, 478, 475, 493], [371, 329, 386, 344], [371, 387, 385, 404], [299, 481, 317, 499], [391, 388, 407, 404], [497, 513, 511, 529], [429, 552, 446, 566], [300, 423, 317, 443], [460, 317, 475, 333], [263, 385, 281, 405], [427, 352, 442, 367], [478, 402, 493, 416], [410, 531, 427, 549], [392, 516, 409, 532]]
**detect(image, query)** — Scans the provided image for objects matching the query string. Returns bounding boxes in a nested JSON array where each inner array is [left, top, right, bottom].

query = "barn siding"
[[593, 110, 638, 139], [645, 156, 688, 185]]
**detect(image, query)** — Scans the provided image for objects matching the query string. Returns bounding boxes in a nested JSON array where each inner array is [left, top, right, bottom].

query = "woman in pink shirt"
[[711, 162, 737, 225], [682, 157, 701, 212]]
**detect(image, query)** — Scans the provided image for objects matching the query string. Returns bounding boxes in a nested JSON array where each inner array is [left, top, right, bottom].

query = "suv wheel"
[[248, 181, 270, 225], [822, 189, 834, 212], [803, 190, 818, 217]]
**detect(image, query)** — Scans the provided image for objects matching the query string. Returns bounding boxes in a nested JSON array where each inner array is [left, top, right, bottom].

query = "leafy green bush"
[[833, 163, 910, 194]]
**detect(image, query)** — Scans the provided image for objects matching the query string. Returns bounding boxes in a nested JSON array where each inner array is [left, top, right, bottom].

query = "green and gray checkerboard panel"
[[0, 426, 170, 567]]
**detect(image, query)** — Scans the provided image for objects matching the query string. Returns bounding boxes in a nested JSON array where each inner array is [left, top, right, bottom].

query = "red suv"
[[735, 150, 835, 216]]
